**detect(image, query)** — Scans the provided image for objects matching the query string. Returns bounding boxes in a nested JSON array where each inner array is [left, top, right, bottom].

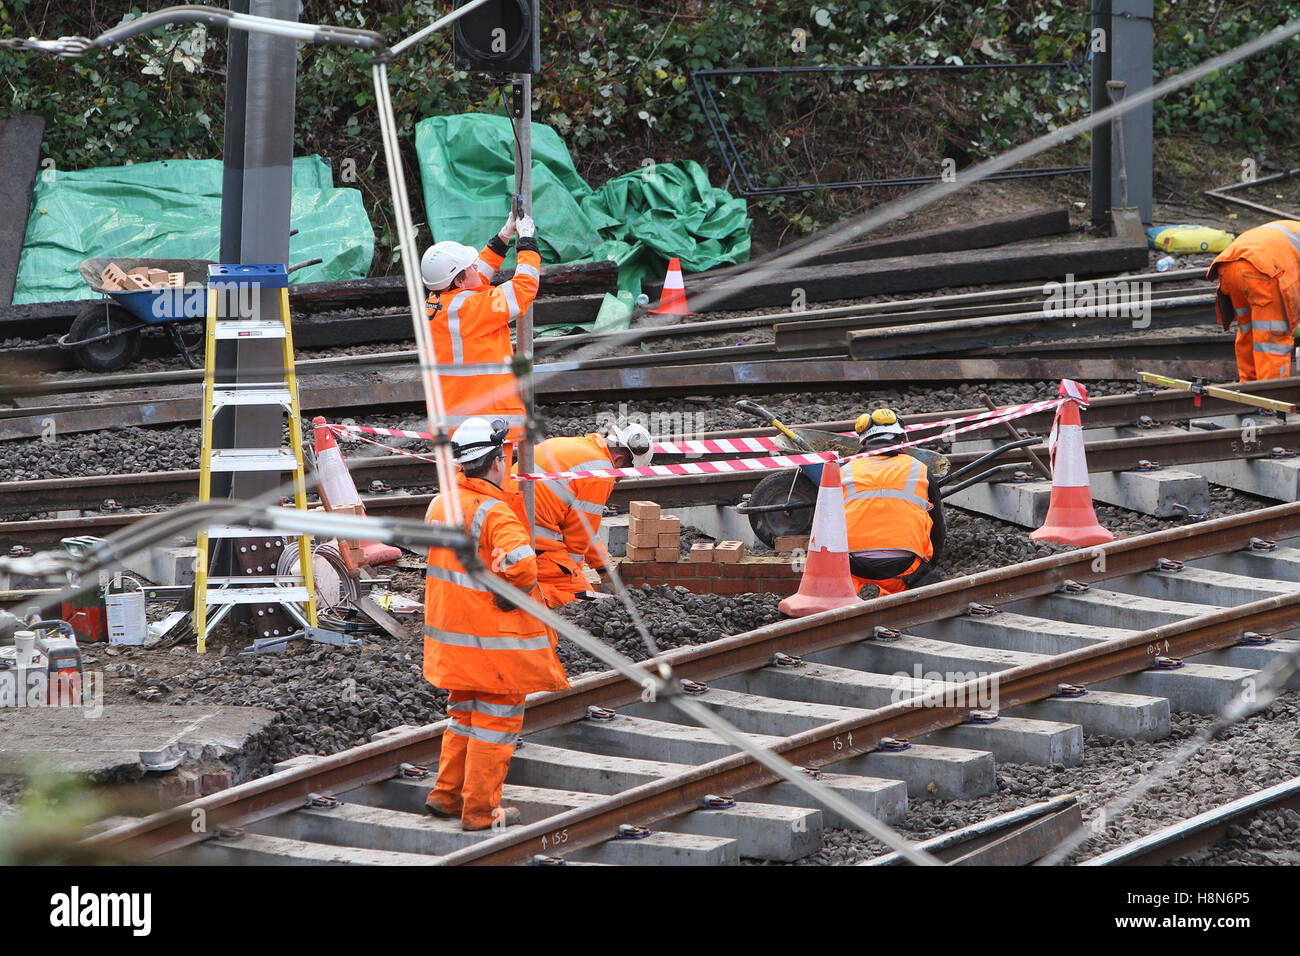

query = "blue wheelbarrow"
[[60, 253, 322, 372], [60, 257, 214, 372]]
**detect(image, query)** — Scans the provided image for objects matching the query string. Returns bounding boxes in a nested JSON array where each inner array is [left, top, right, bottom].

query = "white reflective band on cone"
[[1052, 424, 1091, 487], [809, 480, 850, 553]]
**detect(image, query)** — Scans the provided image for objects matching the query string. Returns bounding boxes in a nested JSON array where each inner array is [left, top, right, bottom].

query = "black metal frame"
[[690, 63, 1089, 197]]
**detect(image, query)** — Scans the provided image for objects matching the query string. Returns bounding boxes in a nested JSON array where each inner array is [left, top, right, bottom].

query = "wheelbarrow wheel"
[[746, 469, 819, 548], [68, 302, 142, 372]]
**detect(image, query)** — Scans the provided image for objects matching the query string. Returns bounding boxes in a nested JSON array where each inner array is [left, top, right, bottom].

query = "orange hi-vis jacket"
[[528, 433, 616, 576], [839, 453, 934, 560], [423, 473, 569, 696], [425, 238, 541, 432], [1208, 221, 1300, 381]]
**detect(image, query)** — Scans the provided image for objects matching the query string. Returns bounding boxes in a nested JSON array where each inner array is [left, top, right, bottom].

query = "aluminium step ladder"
[[193, 264, 316, 654]]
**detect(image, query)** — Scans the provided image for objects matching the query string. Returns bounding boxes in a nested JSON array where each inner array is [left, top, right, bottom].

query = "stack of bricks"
[[101, 263, 185, 292], [625, 501, 682, 563]]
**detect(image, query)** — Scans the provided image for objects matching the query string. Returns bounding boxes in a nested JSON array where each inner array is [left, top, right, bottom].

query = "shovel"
[[1105, 80, 1147, 243]]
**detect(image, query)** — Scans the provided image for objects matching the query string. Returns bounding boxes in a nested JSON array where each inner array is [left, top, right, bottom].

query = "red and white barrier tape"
[[327, 396, 1064, 461], [515, 397, 1068, 482]]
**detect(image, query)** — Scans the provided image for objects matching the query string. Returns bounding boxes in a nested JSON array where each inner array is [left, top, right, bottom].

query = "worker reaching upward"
[[421, 209, 540, 435], [523, 421, 654, 607], [1207, 220, 1300, 381], [422, 416, 569, 831], [841, 408, 945, 596]]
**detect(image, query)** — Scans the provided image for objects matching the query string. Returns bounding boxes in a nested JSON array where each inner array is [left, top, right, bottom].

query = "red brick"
[[714, 541, 744, 563], [721, 563, 749, 578], [656, 515, 681, 535], [695, 564, 723, 578], [629, 501, 660, 521], [628, 531, 658, 549], [654, 548, 680, 563], [773, 535, 809, 552], [643, 562, 677, 575], [670, 564, 697, 577], [200, 772, 231, 795], [711, 580, 748, 594], [657, 532, 680, 547], [689, 543, 715, 562], [626, 546, 657, 561]]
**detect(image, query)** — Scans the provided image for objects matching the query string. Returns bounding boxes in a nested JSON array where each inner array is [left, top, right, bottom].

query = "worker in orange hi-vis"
[[841, 409, 946, 596], [421, 209, 541, 442], [422, 417, 569, 831], [523, 421, 655, 607], [1207, 220, 1300, 381]]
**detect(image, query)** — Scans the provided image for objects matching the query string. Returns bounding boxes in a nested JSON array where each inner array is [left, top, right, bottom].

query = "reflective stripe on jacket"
[[425, 243, 542, 428], [523, 434, 616, 574], [840, 453, 934, 561], [423, 473, 569, 694], [1208, 220, 1300, 331]]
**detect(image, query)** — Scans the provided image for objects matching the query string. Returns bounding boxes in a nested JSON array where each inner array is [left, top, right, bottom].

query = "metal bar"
[[866, 795, 1080, 865], [982, 394, 1052, 479], [1083, 775, 1300, 866], [388, 0, 494, 58]]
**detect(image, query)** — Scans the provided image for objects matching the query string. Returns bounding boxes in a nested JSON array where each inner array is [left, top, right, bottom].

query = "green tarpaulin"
[[13, 155, 373, 304], [414, 114, 749, 306]]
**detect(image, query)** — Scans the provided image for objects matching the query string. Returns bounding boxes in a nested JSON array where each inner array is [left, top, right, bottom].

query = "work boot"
[[424, 795, 459, 819], [462, 806, 521, 831]]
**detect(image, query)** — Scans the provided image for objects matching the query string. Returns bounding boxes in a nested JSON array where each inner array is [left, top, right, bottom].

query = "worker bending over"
[[421, 209, 540, 432], [524, 421, 654, 607], [1207, 220, 1300, 381], [842, 408, 945, 596], [422, 417, 569, 830]]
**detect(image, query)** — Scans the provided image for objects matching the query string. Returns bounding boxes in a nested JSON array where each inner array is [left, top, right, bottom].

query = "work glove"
[[498, 210, 517, 242], [516, 216, 536, 240]]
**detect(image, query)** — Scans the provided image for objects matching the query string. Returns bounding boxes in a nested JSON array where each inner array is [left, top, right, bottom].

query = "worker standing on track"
[[422, 417, 569, 831], [421, 208, 541, 439], [525, 421, 655, 607], [842, 408, 945, 596], [1207, 220, 1300, 381]]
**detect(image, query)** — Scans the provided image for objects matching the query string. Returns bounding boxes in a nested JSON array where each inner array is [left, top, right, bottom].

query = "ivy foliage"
[[2, 0, 1298, 266]]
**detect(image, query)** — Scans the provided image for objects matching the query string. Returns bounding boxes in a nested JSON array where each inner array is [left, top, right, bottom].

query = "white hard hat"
[[451, 417, 507, 465], [421, 241, 478, 291], [607, 420, 653, 468]]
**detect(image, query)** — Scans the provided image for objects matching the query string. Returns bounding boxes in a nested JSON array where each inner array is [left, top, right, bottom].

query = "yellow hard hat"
[[858, 407, 905, 445]]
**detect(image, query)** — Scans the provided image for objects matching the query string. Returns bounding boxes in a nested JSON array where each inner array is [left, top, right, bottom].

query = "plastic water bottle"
[[1155, 255, 1176, 272], [636, 293, 650, 307]]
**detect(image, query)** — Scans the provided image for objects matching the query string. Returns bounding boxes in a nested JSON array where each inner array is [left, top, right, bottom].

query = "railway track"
[[3, 379, 1298, 547], [82, 504, 1300, 864]]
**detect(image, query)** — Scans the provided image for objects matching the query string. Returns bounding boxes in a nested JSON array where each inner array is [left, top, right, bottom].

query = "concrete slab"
[[711, 667, 1082, 766], [121, 546, 197, 587], [189, 831, 434, 865], [626, 688, 996, 797], [250, 802, 489, 856], [1193, 455, 1300, 501], [346, 775, 599, 820], [1193, 545, 1300, 583], [1087, 468, 1208, 518], [659, 801, 822, 862], [1006, 588, 1220, 629], [568, 830, 739, 866], [813, 630, 1261, 717], [530, 712, 772, 765], [0, 703, 275, 780], [943, 478, 1051, 528], [507, 742, 903, 829], [1101, 566, 1297, 608]]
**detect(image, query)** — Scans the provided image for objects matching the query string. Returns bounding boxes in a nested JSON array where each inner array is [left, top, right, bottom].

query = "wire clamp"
[[772, 652, 804, 667], [1055, 683, 1088, 698], [398, 763, 430, 780], [585, 705, 617, 721], [616, 824, 652, 840], [702, 794, 736, 809], [1239, 631, 1274, 646], [680, 678, 709, 696], [1150, 656, 1184, 670], [878, 736, 911, 752]]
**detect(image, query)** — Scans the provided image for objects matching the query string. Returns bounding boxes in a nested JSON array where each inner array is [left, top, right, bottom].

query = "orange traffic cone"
[[312, 417, 403, 573], [779, 460, 861, 617], [1030, 385, 1113, 547], [650, 257, 692, 315]]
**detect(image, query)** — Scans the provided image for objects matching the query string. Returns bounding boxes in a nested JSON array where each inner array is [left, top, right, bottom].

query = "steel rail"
[[1082, 775, 1300, 866], [81, 501, 1300, 861], [3, 418, 1296, 541]]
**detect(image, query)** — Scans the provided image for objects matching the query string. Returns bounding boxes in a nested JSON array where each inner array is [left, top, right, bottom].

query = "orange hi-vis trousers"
[[427, 691, 527, 830], [1218, 259, 1295, 381]]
